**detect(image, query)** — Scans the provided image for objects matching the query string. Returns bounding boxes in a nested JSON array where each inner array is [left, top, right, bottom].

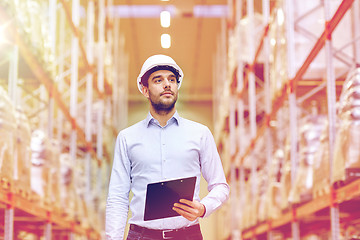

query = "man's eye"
[[169, 78, 176, 82], [155, 79, 162, 83]]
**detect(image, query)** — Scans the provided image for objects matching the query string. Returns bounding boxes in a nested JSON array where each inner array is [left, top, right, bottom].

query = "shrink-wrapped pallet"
[[30, 130, 51, 200], [280, 137, 291, 210], [30, 130, 60, 206], [0, 86, 16, 189], [98, 162, 111, 230], [312, 120, 331, 198], [265, 149, 284, 219], [289, 115, 326, 204], [242, 139, 269, 223], [242, 178, 252, 229], [59, 153, 76, 217], [241, 171, 258, 228], [333, 111, 360, 185], [269, 4, 288, 102], [87, 204, 98, 231], [268, 105, 292, 211], [11, 0, 54, 75], [74, 161, 90, 227], [333, 68, 360, 185], [302, 233, 330, 240], [257, 168, 269, 222], [344, 224, 360, 239], [14, 107, 32, 196], [16, 231, 37, 240], [49, 139, 60, 207]]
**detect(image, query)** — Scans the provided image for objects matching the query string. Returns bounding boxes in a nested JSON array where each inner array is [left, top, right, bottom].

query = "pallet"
[[29, 191, 41, 203], [313, 184, 331, 199], [333, 168, 360, 189], [0, 177, 12, 191], [14, 186, 31, 200]]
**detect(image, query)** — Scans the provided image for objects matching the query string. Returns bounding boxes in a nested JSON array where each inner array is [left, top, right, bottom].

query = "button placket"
[[160, 128, 166, 178]]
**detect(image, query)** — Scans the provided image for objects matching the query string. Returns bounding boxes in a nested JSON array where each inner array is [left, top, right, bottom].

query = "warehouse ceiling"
[[114, 0, 229, 103]]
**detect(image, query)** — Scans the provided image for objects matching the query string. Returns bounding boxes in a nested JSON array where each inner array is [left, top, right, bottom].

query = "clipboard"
[[144, 176, 196, 221]]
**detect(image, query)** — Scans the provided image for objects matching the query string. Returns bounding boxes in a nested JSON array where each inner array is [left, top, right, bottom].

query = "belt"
[[129, 224, 201, 239]]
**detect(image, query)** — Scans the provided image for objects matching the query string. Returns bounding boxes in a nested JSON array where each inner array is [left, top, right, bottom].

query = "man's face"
[[142, 69, 179, 112]]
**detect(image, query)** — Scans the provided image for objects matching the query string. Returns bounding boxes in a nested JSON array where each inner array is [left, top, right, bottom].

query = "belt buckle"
[[162, 229, 173, 239]]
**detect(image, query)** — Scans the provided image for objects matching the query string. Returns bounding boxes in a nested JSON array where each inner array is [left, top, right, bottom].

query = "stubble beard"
[[149, 91, 177, 114]]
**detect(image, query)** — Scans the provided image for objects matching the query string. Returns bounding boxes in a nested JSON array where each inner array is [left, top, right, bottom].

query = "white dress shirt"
[[106, 112, 230, 239]]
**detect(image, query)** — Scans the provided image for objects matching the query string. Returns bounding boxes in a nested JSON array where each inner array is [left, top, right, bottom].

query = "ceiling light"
[[160, 11, 171, 28], [161, 34, 171, 49]]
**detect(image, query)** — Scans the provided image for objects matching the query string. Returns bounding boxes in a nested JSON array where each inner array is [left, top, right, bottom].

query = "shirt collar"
[[145, 111, 180, 127]]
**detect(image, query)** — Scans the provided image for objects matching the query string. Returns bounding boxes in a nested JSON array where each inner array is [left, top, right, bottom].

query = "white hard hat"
[[137, 54, 184, 93]]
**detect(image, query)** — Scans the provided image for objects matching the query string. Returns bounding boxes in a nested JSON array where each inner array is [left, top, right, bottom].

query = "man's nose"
[[163, 78, 171, 88]]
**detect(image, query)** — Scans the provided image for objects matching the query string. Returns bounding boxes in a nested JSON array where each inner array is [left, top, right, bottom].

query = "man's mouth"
[[161, 91, 173, 96]]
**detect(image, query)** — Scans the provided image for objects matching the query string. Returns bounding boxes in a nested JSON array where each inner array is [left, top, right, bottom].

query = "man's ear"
[[142, 86, 149, 98]]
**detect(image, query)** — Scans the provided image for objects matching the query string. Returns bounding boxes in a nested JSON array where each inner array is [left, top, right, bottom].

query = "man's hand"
[[172, 199, 206, 221]]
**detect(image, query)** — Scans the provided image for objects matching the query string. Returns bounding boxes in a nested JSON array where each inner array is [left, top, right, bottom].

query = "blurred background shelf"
[[241, 178, 360, 239], [0, 0, 128, 238], [214, 0, 360, 239], [0, 185, 100, 239]]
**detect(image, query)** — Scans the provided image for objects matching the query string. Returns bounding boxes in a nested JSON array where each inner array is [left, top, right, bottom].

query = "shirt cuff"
[[200, 203, 206, 218], [200, 199, 212, 218]]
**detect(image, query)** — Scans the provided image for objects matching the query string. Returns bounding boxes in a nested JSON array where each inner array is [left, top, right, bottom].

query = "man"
[[106, 54, 229, 240]]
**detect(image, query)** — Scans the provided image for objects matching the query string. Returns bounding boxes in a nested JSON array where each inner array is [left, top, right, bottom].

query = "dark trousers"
[[126, 224, 203, 240]]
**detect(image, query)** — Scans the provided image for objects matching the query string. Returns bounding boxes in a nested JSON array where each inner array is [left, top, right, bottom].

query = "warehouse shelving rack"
[[0, 187, 100, 239], [214, 0, 360, 239], [241, 178, 360, 239], [0, 0, 128, 239]]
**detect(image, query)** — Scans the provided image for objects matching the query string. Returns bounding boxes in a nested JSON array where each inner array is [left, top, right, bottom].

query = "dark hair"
[[140, 65, 181, 87]]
